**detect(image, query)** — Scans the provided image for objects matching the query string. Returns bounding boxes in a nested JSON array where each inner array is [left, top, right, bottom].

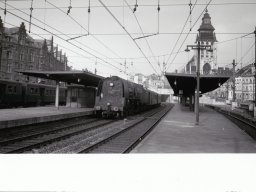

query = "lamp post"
[[185, 41, 213, 125]]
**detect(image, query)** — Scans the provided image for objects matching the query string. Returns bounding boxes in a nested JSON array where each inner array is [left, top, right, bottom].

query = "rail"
[[206, 104, 256, 140]]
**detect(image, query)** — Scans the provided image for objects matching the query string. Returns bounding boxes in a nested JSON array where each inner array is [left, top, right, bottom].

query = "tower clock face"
[[204, 19, 210, 24]]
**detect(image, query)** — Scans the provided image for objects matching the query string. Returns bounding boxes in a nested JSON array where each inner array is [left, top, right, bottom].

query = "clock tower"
[[196, 9, 217, 74]]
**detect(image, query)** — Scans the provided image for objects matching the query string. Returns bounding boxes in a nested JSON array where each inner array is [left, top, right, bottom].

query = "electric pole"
[[232, 59, 236, 102], [226, 80, 229, 100], [185, 41, 212, 125]]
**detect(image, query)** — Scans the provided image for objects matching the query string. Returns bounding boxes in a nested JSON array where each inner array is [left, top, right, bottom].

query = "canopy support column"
[[55, 81, 60, 109]]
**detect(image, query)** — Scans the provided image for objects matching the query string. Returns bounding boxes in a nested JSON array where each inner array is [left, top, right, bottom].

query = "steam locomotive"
[[94, 76, 161, 117]]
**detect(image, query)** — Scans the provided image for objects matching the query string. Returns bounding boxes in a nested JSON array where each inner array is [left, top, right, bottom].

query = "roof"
[[196, 10, 217, 42], [236, 63, 254, 77], [198, 10, 215, 31], [196, 32, 217, 42], [165, 72, 231, 96], [18, 70, 104, 87]]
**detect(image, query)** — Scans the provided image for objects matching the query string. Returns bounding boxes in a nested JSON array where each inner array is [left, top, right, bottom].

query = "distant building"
[[131, 73, 171, 91], [185, 56, 196, 74], [130, 73, 173, 102], [0, 17, 69, 84], [207, 64, 255, 103]]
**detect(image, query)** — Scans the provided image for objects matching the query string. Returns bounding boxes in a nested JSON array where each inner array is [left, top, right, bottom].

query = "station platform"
[[132, 103, 256, 153], [0, 106, 94, 129]]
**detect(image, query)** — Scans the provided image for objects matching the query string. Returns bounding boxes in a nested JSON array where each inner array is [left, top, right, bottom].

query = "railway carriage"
[[0, 79, 66, 108], [94, 76, 161, 118], [0, 79, 23, 107]]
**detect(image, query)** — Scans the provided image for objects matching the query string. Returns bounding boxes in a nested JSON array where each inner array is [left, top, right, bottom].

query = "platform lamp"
[[185, 41, 213, 125]]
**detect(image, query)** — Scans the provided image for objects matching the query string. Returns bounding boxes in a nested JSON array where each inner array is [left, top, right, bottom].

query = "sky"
[[0, 0, 255, 79]]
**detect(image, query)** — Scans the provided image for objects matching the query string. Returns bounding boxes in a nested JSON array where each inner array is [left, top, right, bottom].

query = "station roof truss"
[[165, 73, 231, 97], [18, 70, 104, 87]]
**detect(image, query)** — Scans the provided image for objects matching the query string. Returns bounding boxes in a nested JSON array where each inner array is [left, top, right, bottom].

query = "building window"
[[19, 53, 24, 61], [7, 51, 12, 59], [7, 86, 13, 93], [7, 62, 12, 73], [29, 53, 34, 62]]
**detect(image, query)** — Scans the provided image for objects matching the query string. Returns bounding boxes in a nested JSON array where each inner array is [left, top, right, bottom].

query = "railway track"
[[0, 104, 173, 153], [32, 105, 170, 153], [206, 105, 256, 140], [77, 103, 173, 153], [0, 116, 114, 153]]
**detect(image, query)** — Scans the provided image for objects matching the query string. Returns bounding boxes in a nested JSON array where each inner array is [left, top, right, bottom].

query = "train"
[[94, 76, 161, 118], [0, 79, 66, 108]]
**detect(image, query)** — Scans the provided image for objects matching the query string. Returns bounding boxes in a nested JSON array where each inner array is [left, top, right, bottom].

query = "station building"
[[0, 17, 69, 84]]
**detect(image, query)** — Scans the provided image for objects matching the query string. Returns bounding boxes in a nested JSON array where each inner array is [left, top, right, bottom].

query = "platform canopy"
[[18, 70, 104, 87], [165, 73, 231, 97]]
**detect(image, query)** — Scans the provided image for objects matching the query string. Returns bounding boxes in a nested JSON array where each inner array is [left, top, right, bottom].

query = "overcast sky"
[[0, 0, 255, 78]]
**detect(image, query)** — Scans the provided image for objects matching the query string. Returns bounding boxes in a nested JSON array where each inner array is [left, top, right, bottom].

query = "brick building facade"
[[0, 17, 69, 84]]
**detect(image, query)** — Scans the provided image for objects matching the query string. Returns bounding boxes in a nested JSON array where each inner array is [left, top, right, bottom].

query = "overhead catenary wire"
[[2, 0, 255, 76], [166, 0, 213, 72], [157, 0, 160, 34], [4, 21, 95, 68], [124, 0, 161, 72], [30, 32, 252, 36], [1, 1, 140, 76], [240, 35, 243, 68], [237, 41, 255, 66], [67, 50, 186, 60], [45, 0, 125, 64], [44, 0, 129, 70], [1, 1, 126, 73], [28, 0, 33, 33], [47, 0, 137, 75], [5, 27, 120, 75], [165, 0, 198, 71], [133, 0, 138, 13], [216, 32, 253, 45], [43, 0, 46, 30], [88, 0, 91, 35], [67, 0, 72, 15], [0, 7, 125, 74], [3, 0, 6, 24], [98, 0, 159, 75], [189, 0, 192, 31], [5, 2, 256, 10]]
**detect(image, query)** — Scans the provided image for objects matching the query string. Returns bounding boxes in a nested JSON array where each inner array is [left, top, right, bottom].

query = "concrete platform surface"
[[132, 103, 256, 153], [0, 106, 94, 129]]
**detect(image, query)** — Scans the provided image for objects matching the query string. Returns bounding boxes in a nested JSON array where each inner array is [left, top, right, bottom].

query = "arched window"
[[203, 63, 211, 74]]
